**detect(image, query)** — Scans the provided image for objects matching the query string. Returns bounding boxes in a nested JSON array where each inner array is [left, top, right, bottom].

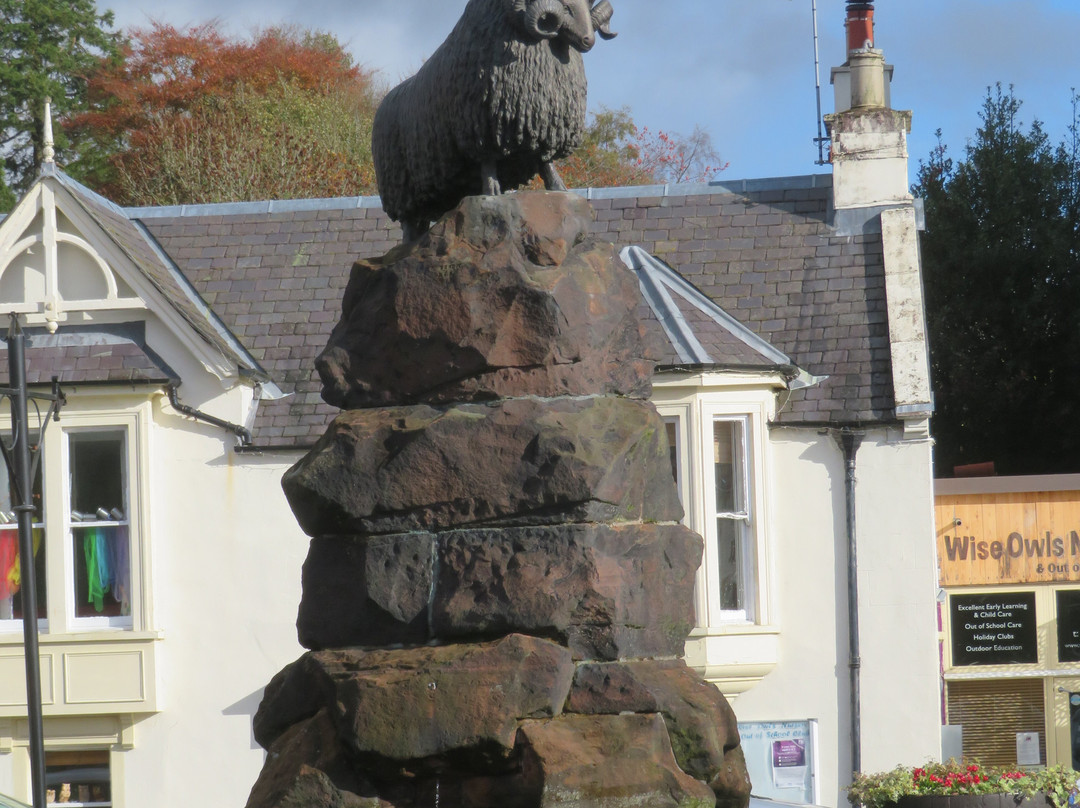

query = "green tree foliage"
[[914, 84, 1080, 476], [0, 0, 121, 210]]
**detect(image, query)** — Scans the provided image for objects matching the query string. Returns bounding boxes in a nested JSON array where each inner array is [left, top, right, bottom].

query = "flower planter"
[[889, 794, 1053, 808]]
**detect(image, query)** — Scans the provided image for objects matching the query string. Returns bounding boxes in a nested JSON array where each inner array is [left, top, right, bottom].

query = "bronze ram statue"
[[372, 0, 616, 241]]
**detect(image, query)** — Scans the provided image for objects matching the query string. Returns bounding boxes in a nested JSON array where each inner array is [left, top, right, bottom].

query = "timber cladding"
[[936, 490, 1080, 586]]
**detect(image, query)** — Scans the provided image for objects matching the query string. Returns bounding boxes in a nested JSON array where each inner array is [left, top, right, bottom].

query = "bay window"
[[657, 393, 772, 630], [0, 409, 142, 633], [46, 750, 111, 808]]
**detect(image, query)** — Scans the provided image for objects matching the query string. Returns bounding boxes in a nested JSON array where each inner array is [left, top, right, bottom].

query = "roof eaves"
[[658, 362, 799, 380]]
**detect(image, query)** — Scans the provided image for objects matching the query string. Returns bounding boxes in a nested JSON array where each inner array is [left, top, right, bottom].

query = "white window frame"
[[0, 403, 148, 635], [708, 414, 755, 622], [61, 425, 134, 630], [656, 391, 774, 630]]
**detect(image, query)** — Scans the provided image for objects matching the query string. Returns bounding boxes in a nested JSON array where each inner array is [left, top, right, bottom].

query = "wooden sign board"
[[936, 490, 1080, 586]]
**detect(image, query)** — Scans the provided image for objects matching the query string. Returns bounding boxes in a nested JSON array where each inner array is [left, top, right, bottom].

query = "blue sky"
[[101, 0, 1080, 187]]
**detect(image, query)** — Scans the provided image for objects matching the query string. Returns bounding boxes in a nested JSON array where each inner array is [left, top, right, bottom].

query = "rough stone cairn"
[[245, 192, 753, 807]]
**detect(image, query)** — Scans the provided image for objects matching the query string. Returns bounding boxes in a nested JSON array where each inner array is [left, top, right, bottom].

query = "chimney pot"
[[845, 1, 875, 54]]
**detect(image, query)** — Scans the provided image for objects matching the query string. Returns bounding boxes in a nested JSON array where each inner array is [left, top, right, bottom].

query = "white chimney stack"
[[824, 1, 912, 211]]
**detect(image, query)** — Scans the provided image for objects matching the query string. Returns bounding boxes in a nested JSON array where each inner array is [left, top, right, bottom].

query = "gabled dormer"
[[0, 165, 263, 387]]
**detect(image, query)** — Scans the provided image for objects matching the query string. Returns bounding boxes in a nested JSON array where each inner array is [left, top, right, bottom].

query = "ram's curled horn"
[[590, 0, 617, 39], [526, 0, 567, 38]]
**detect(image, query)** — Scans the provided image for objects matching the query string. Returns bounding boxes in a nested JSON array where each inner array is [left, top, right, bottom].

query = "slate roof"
[[0, 323, 175, 386], [133, 197, 393, 446], [43, 169, 265, 383], [127, 174, 893, 446], [584, 179, 892, 425], [7, 171, 895, 446]]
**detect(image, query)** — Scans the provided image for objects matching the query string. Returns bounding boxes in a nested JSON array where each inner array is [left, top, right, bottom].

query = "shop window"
[[1057, 589, 1080, 663], [46, 750, 111, 807]]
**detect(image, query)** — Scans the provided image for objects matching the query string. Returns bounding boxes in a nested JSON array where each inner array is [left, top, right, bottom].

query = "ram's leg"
[[481, 159, 501, 196], [540, 162, 567, 191], [401, 218, 427, 242]]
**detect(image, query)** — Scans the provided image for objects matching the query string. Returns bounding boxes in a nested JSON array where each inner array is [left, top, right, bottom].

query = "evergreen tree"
[[0, 0, 121, 209], [914, 84, 1080, 476]]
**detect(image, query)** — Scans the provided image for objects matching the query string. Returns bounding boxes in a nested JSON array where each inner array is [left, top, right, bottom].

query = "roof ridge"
[[122, 174, 833, 219]]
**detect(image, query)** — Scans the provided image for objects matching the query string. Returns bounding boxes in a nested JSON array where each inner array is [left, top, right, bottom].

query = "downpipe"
[[165, 381, 252, 447], [836, 427, 864, 776]]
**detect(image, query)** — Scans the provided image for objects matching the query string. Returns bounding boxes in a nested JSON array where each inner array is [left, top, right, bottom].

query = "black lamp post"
[[0, 314, 64, 808]]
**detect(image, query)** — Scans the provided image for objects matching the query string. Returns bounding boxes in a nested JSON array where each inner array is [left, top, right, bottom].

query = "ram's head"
[[514, 0, 617, 52]]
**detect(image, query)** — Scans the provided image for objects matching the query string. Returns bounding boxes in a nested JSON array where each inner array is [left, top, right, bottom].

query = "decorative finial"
[[43, 97, 55, 165]]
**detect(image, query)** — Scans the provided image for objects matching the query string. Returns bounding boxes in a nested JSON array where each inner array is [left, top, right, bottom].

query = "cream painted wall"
[[124, 401, 307, 808], [854, 430, 940, 774], [727, 426, 939, 807]]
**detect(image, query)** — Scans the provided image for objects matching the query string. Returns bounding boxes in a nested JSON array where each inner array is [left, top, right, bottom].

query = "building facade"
[[936, 475, 1080, 770], [0, 170, 940, 807]]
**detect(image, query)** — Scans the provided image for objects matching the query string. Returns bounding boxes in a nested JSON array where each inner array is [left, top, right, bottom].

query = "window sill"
[[684, 626, 780, 698], [0, 629, 162, 645], [689, 623, 780, 638]]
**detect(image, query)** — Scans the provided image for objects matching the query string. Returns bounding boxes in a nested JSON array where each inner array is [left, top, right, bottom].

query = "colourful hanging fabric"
[[8, 528, 43, 596], [96, 528, 112, 594], [84, 528, 106, 612], [0, 531, 16, 602], [109, 524, 130, 615]]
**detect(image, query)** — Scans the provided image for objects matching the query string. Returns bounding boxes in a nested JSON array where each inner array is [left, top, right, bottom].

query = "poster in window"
[[1016, 732, 1041, 766], [1058, 590, 1080, 663], [950, 592, 1037, 666], [771, 739, 807, 789]]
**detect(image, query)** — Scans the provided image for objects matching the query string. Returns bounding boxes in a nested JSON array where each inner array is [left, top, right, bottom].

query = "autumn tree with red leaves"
[[65, 24, 723, 205], [66, 22, 382, 205], [552, 107, 727, 189]]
